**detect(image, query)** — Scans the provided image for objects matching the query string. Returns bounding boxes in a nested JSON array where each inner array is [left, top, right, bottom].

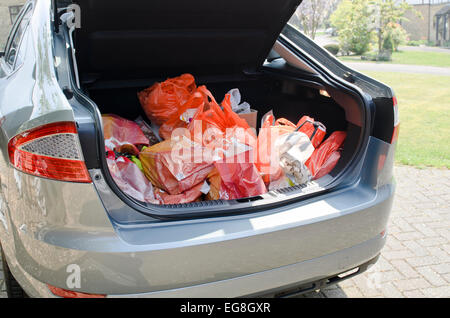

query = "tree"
[[372, 0, 411, 53], [291, 0, 338, 39], [330, 0, 414, 55], [330, 0, 375, 55]]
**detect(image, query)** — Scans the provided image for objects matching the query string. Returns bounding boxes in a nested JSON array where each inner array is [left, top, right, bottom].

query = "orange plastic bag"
[[158, 86, 208, 140], [256, 111, 297, 183], [306, 131, 347, 179], [139, 136, 216, 195], [103, 114, 150, 155], [296, 116, 326, 148], [188, 87, 254, 146], [137, 74, 196, 126]]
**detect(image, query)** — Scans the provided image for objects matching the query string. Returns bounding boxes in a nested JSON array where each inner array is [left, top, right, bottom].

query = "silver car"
[[0, 0, 398, 298]]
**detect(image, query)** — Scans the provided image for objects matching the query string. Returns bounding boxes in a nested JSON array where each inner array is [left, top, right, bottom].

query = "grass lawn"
[[339, 50, 450, 68], [361, 71, 450, 168]]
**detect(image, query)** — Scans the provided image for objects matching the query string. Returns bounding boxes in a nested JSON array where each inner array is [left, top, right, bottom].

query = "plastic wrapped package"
[[276, 131, 315, 185], [103, 114, 150, 155], [137, 73, 196, 125], [105, 147, 158, 204], [306, 131, 347, 179], [139, 136, 216, 195]]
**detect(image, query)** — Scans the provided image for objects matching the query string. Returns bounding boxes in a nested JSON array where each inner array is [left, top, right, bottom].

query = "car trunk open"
[[67, 0, 368, 218]]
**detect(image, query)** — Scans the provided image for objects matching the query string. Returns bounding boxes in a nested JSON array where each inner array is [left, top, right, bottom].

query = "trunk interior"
[[84, 70, 363, 208]]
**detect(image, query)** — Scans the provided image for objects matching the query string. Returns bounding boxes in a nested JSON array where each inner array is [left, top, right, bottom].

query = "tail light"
[[391, 96, 400, 144], [8, 121, 92, 183], [47, 284, 105, 298]]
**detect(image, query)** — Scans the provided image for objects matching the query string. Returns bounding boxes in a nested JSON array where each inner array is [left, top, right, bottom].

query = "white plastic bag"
[[275, 131, 315, 185], [226, 88, 251, 114]]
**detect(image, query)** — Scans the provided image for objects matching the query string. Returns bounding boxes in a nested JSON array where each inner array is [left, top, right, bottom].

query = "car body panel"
[[0, 0, 397, 297]]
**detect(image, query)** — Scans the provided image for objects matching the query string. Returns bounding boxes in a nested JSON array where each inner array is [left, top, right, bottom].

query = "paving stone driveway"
[[304, 165, 450, 298], [0, 165, 449, 298]]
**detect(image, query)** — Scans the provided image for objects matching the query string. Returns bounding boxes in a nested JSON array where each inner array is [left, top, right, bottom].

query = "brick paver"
[[305, 165, 450, 298], [0, 165, 448, 298]]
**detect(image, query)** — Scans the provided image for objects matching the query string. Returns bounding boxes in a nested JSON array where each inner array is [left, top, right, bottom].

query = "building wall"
[[0, 0, 26, 51], [403, 2, 449, 42]]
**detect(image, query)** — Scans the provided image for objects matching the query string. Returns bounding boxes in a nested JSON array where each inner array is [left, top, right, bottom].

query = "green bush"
[[406, 40, 422, 46], [324, 43, 340, 55], [361, 50, 392, 61], [383, 33, 394, 53]]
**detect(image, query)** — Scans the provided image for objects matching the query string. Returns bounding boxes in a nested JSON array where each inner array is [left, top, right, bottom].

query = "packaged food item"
[[137, 73, 196, 125], [103, 114, 150, 155], [306, 131, 347, 179], [276, 131, 315, 185], [106, 147, 158, 204]]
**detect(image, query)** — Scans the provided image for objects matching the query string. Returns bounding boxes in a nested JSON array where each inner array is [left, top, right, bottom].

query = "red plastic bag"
[[106, 147, 158, 204], [306, 131, 347, 179], [139, 136, 216, 195], [296, 116, 326, 148], [137, 74, 196, 126], [153, 182, 205, 205], [214, 151, 267, 200], [103, 114, 149, 155], [210, 127, 266, 200]]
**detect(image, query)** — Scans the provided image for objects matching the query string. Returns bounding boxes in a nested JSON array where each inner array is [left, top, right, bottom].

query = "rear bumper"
[[107, 235, 384, 298], [4, 180, 394, 298]]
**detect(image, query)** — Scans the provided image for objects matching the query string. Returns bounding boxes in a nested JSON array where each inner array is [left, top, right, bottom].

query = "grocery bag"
[[306, 131, 347, 179], [139, 136, 216, 195], [103, 114, 150, 155], [137, 73, 196, 126], [106, 147, 158, 204]]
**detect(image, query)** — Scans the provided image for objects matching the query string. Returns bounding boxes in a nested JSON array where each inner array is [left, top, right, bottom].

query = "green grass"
[[339, 50, 450, 68], [361, 71, 450, 168]]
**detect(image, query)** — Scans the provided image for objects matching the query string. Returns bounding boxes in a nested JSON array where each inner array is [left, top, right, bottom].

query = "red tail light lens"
[[8, 122, 92, 183], [47, 284, 106, 298], [391, 96, 400, 144]]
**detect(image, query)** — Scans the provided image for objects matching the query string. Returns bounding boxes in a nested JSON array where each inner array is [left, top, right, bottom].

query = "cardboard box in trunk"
[[238, 109, 258, 130]]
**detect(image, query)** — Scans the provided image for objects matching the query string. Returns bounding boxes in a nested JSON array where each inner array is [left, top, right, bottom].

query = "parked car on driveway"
[[0, 0, 398, 298]]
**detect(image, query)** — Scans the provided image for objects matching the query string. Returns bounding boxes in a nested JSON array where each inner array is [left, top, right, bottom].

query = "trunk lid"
[[71, 0, 302, 82]]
